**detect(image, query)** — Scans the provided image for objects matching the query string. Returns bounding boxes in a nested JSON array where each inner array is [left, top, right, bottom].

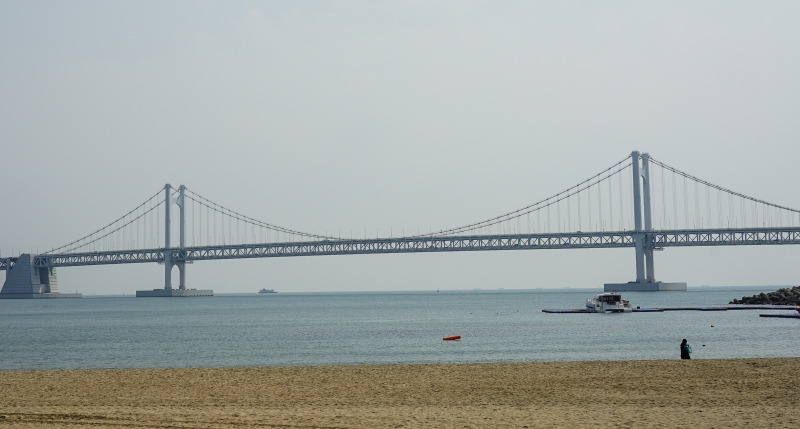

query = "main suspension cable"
[[648, 157, 800, 214], [45, 190, 165, 254], [415, 157, 633, 237], [183, 188, 337, 241]]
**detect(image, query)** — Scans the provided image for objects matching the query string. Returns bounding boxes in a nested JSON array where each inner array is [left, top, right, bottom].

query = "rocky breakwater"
[[730, 286, 800, 305]]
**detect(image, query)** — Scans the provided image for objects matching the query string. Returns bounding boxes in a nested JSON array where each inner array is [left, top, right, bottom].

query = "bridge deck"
[[3, 227, 799, 269]]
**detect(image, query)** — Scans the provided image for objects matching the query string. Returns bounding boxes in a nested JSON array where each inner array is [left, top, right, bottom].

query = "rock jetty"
[[729, 286, 800, 305]]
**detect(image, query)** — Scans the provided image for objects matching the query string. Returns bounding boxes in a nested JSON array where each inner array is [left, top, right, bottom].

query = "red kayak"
[[443, 335, 461, 341]]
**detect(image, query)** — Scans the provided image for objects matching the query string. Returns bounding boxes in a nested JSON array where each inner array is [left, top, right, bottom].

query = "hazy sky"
[[2, 1, 800, 294]]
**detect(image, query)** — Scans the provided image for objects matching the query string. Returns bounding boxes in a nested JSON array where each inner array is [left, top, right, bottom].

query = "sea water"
[[0, 287, 796, 370]]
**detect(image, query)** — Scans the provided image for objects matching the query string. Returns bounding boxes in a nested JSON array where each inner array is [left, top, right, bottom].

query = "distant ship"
[[258, 288, 277, 294]]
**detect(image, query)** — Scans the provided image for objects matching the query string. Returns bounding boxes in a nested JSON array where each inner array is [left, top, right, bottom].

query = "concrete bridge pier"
[[605, 152, 686, 292], [0, 254, 81, 298], [178, 262, 186, 290], [137, 184, 212, 297]]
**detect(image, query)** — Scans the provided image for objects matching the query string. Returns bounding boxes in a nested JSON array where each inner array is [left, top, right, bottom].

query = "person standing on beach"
[[680, 339, 691, 360]]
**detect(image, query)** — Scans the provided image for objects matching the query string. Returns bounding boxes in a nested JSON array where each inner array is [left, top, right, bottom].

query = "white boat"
[[586, 293, 632, 313]]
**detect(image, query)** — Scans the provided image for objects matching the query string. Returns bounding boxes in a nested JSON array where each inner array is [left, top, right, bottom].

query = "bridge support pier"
[[178, 262, 186, 290], [605, 151, 686, 292], [136, 184, 212, 298], [645, 249, 655, 282], [0, 254, 81, 299]]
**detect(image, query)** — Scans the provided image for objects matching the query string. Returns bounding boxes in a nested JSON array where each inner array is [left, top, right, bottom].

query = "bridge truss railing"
[[648, 227, 800, 248], [35, 249, 165, 268], [25, 226, 800, 269], [29, 231, 634, 267]]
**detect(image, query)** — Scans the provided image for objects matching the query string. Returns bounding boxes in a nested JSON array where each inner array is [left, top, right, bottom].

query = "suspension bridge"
[[2, 151, 799, 298]]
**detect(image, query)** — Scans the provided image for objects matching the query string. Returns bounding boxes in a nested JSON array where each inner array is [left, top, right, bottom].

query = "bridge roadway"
[[1, 227, 798, 270]]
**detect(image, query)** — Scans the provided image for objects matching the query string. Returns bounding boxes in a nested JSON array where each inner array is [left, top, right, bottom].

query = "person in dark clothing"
[[680, 339, 692, 359]]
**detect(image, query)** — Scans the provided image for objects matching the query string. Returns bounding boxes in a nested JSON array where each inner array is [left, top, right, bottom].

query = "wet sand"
[[0, 358, 798, 428]]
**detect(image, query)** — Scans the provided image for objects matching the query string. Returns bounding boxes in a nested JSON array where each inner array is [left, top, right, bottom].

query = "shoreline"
[[1, 354, 799, 372], [1, 357, 798, 428]]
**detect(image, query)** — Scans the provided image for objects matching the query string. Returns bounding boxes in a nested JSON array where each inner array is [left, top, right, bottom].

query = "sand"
[[0, 358, 798, 428]]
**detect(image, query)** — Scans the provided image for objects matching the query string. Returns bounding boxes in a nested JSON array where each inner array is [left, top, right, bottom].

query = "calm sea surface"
[[0, 287, 797, 370]]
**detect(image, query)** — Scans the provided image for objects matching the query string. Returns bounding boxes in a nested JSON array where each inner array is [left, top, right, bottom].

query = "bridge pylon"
[[136, 184, 212, 297], [605, 151, 686, 292]]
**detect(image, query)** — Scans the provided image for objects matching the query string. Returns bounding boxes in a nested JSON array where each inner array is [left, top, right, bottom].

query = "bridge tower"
[[604, 152, 687, 292], [641, 153, 657, 283], [136, 184, 212, 297]]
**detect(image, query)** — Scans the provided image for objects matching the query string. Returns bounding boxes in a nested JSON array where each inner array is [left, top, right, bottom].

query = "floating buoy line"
[[542, 305, 796, 313]]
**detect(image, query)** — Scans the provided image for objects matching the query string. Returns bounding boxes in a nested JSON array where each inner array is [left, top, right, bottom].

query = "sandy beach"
[[0, 358, 798, 428]]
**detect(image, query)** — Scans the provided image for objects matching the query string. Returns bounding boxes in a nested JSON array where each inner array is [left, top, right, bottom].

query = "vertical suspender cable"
[[620, 169, 625, 230], [577, 188, 582, 231], [672, 170, 677, 229], [536, 207, 541, 234], [598, 180, 603, 231], [588, 184, 592, 231], [694, 180, 699, 228], [608, 174, 613, 231], [706, 185, 710, 229], [740, 197, 744, 228], [567, 191, 572, 232], [556, 199, 561, 233], [728, 191, 733, 227], [627, 165, 632, 230], [683, 174, 688, 229], [660, 165, 666, 229]]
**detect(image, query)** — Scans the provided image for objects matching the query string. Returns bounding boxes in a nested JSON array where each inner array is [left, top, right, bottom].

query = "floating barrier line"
[[543, 305, 796, 313], [759, 313, 800, 318]]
